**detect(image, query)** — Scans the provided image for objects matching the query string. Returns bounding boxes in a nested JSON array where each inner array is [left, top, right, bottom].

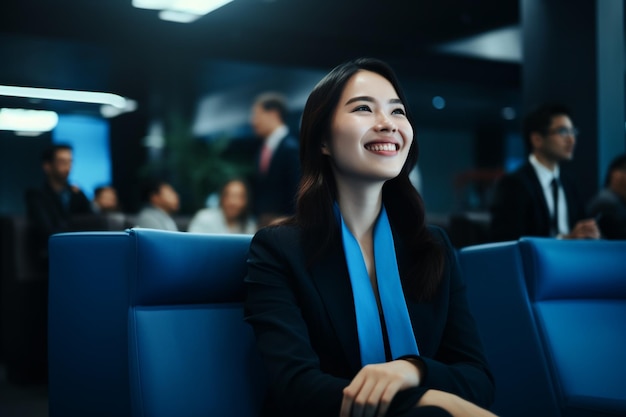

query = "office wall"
[[52, 115, 111, 201], [418, 127, 475, 214], [0, 132, 50, 214], [0, 114, 110, 215]]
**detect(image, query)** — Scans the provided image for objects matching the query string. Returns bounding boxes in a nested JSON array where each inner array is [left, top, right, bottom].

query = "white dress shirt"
[[529, 154, 569, 235], [135, 205, 179, 231], [187, 207, 257, 234], [264, 124, 289, 154]]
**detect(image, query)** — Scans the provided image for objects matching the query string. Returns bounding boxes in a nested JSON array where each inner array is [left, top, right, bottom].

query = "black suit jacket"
[[489, 162, 586, 242], [24, 182, 93, 257], [245, 224, 494, 417], [587, 188, 626, 239], [253, 135, 300, 219]]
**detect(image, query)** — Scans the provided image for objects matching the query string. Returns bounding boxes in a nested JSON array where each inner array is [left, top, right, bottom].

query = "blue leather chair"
[[459, 238, 626, 417], [49, 229, 267, 417]]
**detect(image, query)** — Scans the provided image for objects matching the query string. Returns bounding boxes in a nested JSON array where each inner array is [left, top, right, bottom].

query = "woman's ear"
[[321, 142, 331, 156]]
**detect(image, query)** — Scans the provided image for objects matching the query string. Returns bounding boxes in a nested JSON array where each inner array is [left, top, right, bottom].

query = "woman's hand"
[[340, 359, 421, 417], [418, 389, 498, 417]]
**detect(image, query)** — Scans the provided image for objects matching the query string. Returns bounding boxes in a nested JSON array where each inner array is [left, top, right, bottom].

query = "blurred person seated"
[[92, 185, 120, 213], [188, 178, 257, 234], [587, 153, 626, 239], [25, 143, 93, 260], [490, 103, 599, 241], [135, 179, 180, 231]]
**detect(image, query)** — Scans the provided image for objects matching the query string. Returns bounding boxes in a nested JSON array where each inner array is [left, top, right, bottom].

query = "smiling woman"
[[324, 70, 413, 185], [244, 58, 496, 417]]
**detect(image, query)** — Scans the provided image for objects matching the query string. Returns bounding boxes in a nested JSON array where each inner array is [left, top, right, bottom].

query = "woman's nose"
[[375, 113, 397, 132]]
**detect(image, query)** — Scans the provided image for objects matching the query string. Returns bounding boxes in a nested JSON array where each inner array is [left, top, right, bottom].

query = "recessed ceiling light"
[[501, 107, 516, 120], [432, 96, 446, 110], [159, 9, 200, 23], [0, 108, 59, 133], [133, 0, 234, 23]]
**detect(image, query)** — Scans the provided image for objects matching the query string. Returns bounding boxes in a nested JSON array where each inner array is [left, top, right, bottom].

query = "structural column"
[[521, 0, 624, 201]]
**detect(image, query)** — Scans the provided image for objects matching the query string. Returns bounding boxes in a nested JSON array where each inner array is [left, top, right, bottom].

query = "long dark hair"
[[219, 178, 252, 225], [291, 57, 444, 301]]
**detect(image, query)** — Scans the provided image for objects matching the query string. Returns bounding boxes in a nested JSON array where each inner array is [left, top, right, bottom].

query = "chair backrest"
[[49, 229, 266, 417], [460, 238, 626, 417], [49, 230, 133, 417], [459, 241, 560, 417], [127, 229, 266, 417], [520, 237, 626, 301], [519, 238, 626, 415]]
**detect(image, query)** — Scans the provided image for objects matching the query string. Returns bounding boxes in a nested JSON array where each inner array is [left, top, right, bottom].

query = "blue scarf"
[[336, 204, 419, 366]]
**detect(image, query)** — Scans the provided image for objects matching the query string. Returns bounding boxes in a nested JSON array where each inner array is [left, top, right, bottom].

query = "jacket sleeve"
[[419, 227, 496, 409], [24, 188, 71, 240], [72, 188, 94, 214], [588, 194, 626, 239], [244, 227, 349, 416]]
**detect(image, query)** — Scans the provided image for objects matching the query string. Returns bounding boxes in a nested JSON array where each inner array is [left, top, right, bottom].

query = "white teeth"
[[366, 143, 397, 152]]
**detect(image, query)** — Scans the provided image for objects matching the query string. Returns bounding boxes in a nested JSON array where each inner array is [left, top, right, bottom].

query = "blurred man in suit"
[[490, 103, 599, 241], [250, 92, 300, 228], [25, 143, 93, 259]]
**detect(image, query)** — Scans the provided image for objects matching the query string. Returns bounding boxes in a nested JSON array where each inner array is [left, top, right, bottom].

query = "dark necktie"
[[60, 189, 71, 212], [551, 177, 560, 236]]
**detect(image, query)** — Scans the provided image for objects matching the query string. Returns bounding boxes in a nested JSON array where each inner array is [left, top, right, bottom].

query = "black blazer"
[[252, 134, 300, 219], [587, 189, 626, 239], [24, 182, 93, 257], [245, 224, 494, 417], [489, 162, 585, 242]]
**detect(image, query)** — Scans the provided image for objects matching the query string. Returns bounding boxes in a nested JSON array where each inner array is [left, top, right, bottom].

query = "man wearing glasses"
[[489, 103, 600, 241]]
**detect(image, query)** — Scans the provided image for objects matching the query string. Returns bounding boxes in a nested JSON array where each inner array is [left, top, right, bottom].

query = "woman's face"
[[323, 70, 413, 185], [220, 180, 248, 221], [96, 187, 118, 211], [154, 184, 179, 213]]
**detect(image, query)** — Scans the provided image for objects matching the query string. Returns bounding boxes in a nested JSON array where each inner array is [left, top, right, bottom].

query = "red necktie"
[[259, 145, 272, 174]]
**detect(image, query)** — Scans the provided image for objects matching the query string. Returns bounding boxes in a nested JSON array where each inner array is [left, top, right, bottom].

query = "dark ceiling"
[[0, 0, 521, 121], [1, 0, 519, 61]]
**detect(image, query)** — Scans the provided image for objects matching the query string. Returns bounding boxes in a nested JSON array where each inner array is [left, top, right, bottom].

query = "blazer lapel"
[[310, 247, 361, 373], [523, 163, 551, 232]]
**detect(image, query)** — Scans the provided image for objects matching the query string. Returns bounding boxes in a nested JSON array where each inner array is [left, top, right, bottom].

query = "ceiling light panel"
[[169, 0, 233, 15], [0, 85, 129, 109], [133, 0, 234, 22], [0, 108, 59, 132]]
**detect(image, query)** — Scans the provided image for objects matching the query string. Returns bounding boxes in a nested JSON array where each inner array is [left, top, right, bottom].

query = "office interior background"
[[3, 0, 622, 229], [1, 0, 624, 229]]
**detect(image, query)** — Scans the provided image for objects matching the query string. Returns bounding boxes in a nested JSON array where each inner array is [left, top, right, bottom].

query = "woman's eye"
[[392, 108, 406, 115], [352, 105, 371, 112]]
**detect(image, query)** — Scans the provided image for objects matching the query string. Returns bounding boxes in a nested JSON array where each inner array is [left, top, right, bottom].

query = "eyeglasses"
[[546, 126, 579, 138]]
